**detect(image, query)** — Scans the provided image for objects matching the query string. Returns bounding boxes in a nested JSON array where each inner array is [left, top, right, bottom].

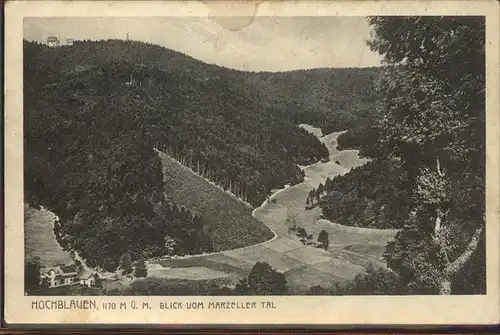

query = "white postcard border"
[[4, 0, 500, 326]]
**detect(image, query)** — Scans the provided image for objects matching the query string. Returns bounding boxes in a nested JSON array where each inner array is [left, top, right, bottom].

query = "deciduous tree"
[[318, 230, 329, 250], [368, 16, 486, 294], [246, 262, 288, 295], [134, 258, 148, 278]]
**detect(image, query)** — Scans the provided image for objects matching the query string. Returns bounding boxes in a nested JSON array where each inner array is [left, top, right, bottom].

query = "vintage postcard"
[[4, 0, 500, 326]]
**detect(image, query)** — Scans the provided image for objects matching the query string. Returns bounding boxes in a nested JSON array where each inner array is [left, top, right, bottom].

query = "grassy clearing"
[[148, 266, 233, 280], [329, 249, 385, 268], [159, 152, 274, 252], [205, 254, 255, 272], [285, 265, 344, 292], [303, 163, 348, 185], [261, 237, 304, 253], [298, 124, 323, 138], [343, 244, 388, 260], [129, 276, 240, 295], [24, 205, 73, 267], [228, 244, 302, 273], [319, 132, 343, 157], [312, 259, 366, 280], [284, 247, 331, 265], [316, 220, 397, 247], [157, 256, 248, 277]]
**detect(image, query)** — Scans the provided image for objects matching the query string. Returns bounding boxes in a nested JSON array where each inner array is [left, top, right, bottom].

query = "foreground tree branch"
[[439, 223, 484, 295], [446, 224, 484, 277]]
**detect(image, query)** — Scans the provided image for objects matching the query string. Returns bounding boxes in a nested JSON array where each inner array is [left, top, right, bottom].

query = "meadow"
[[160, 152, 274, 252], [24, 205, 73, 267]]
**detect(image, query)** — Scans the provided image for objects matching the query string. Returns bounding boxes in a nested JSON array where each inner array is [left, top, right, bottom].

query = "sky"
[[24, 16, 382, 72]]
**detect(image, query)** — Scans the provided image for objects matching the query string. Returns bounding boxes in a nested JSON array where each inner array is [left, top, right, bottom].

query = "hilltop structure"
[[46, 36, 75, 47], [46, 36, 60, 47]]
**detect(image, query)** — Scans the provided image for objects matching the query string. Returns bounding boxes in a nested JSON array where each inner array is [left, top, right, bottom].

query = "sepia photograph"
[[4, 0, 500, 326], [22, 13, 487, 297]]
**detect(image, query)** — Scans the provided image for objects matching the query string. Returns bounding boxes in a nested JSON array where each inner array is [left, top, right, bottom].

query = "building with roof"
[[46, 36, 60, 47], [41, 265, 78, 287], [40, 265, 98, 288], [79, 270, 97, 287]]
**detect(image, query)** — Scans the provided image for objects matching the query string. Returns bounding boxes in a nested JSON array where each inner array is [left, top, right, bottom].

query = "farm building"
[[65, 38, 75, 46]]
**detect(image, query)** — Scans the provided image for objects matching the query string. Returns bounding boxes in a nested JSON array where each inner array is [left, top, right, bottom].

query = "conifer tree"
[[119, 252, 132, 275]]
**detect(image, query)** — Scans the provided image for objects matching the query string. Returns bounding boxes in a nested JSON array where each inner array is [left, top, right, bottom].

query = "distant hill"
[[245, 67, 380, 134], [26, 38, 380, 134]]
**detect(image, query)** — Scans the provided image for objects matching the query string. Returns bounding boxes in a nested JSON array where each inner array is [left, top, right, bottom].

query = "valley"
[[147, 125, 397, 292], [24, 124, 396, 293], [20, 15, 488, 298], [22, 39, 395, 294]]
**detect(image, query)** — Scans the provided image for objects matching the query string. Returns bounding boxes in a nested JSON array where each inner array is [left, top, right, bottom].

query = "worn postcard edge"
[[4, 0, 500, 326]]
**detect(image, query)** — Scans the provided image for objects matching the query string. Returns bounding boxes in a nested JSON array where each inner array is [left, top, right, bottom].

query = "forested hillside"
[[248, 67, 383, 159], [320, 159, 411, 229], [24, 39, 354, 268], [159, 152, 274, 252], [24, 38, 380, 134], [246, 67, 381, 136]]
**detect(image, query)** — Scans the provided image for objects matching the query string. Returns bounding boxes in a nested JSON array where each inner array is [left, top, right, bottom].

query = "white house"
[[79, 270, 96, 287], [41, 265, 78, 288]]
